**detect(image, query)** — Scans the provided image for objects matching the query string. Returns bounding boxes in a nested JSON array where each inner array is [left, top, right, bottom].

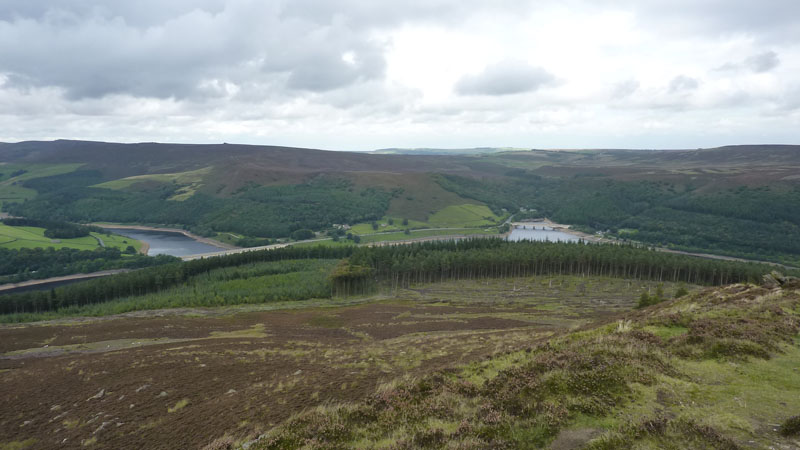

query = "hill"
[[2, 243, 796, 448], [372, 147, 531, 155], [1, 140, 799, 265], [248, 276, 800, 449]]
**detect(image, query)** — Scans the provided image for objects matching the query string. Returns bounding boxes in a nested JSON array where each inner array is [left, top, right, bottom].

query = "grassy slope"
[[248, 281, 800, 449], [0, 163, 83, 207], [0, 223, 142, 252], [349, 205, 503, 236], [349, 172, 484, 222], [92, 166, 212, 201]]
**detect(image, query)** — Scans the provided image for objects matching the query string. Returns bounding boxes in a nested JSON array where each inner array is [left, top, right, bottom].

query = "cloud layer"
[[0, 0, 798, 149]]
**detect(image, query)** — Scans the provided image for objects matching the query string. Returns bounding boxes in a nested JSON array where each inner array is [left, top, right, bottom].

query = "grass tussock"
[[245, 281, 800, 449]]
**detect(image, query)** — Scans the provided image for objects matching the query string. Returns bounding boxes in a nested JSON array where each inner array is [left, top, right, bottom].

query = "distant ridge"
[[372, 147, 531, 155]]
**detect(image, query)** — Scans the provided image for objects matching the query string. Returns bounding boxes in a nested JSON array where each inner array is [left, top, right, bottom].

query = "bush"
[[291, 229, 314, 240], [781, 415, 800, 437]]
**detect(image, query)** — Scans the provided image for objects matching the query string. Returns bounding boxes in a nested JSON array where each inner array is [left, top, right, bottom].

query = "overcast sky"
[[1, 0, 798, 150]]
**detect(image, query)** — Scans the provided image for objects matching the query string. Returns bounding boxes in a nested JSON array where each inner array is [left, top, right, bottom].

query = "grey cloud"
[[279, 0, 534, 27], [0, 0, 537, 100], [0, 1, 386, 99], [597, 0, 800, 43], [744, 51, 780, 73], [668, 75, 699, 93], [715, 51, 780, 74], [456, 60, 555, 96]]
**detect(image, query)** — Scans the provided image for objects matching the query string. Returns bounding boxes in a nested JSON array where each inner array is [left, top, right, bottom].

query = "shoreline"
[[93, 223, 238, 251]]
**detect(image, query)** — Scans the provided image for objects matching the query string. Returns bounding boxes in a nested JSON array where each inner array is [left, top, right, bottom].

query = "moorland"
[[1, 141, 800, 449]]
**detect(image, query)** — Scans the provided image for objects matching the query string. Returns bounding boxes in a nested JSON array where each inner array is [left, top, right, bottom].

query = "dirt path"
[[89, 233, 105, 248]]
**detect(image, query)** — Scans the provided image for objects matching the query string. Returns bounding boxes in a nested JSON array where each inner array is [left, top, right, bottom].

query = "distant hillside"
[[0, 140, 485, 179], [1, 140, 799, 265], [372, 147, 531, 155]]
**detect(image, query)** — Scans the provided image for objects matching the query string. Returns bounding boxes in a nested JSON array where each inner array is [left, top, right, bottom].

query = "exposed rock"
[[87, 389, 105, 401]]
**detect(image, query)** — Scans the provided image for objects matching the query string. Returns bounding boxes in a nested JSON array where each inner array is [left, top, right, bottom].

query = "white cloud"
[[455, 60, 555, 96], [0, 0, 798, 149]]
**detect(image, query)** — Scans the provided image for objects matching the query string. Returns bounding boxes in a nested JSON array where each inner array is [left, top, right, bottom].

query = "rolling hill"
[[1, 140, 799, 264]]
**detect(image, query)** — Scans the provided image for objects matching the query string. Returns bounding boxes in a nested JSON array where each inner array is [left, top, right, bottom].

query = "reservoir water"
[[506, 224, 580, 243], [104, 228, 225, 257]]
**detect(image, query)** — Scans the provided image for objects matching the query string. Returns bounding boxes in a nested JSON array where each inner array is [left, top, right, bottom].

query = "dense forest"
[[4, 172, 393, 237], [331, 239, 788, 296], [2, 217, 104, 239], [436, 174, 800, 265], [0, 245, 354, 315], [0, 247, 177, 284], [1, 259, 339, 322], [3, 239, 785, 316]]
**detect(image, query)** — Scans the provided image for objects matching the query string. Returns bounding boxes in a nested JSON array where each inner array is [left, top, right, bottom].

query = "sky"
[[0, 0, 798, 150]]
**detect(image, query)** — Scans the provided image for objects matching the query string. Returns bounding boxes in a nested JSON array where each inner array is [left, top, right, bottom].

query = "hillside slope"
[[247, 276, 800, 449], [2, 140, 799, 264]]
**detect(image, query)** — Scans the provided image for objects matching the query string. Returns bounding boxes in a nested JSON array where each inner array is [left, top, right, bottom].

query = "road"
[[0, 269, 131, 294]]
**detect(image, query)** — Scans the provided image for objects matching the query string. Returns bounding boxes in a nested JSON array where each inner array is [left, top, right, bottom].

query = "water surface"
[[506, 223, 580, 243], [105, 228, 225, 257]]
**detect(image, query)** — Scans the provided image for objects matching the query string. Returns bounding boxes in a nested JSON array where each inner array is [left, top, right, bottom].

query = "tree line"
[[434, 174, 800, 266], [331, 239, 788, 296], [2, 217, 104, 239], [0, 245, 354, 314], [0, 247, 177, 285]]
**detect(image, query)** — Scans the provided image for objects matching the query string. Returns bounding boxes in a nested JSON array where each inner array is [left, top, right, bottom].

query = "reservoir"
[[506, 224, 580, 243], [104, 228, 226, 257]]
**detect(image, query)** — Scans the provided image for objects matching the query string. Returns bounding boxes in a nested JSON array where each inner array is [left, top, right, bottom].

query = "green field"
[[427, 203, 502, 227], [0, 223, 142, 252], [0, 163, 83, 208], [358, 227, 500, 243], [349, 217, 429, 234], [92, 166, 211, 201], [349, 204, 504, 236]]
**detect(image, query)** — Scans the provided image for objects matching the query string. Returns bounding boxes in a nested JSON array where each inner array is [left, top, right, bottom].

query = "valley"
[[1, 141, 800, 450]]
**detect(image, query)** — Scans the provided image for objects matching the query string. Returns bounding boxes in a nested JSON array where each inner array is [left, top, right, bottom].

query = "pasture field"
[[358, 227, 500, 243], [0, 163, 83, 208], [0, 223, 142, 252], [348, 204, 504, 238], [427, 204, 501, 227], [92, 166, 212, 201], [0, 276, 674, 449]]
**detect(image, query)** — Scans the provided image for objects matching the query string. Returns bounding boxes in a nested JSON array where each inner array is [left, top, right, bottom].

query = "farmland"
[[0, 223, 142, 253], [0, 163, 83, 208]]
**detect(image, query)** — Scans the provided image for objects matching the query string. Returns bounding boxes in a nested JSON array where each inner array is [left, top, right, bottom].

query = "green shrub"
[[781, 415, 800, 436]]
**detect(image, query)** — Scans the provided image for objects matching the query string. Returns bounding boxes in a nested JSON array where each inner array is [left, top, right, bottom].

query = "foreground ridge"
[[242, 278, 800, 449]]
